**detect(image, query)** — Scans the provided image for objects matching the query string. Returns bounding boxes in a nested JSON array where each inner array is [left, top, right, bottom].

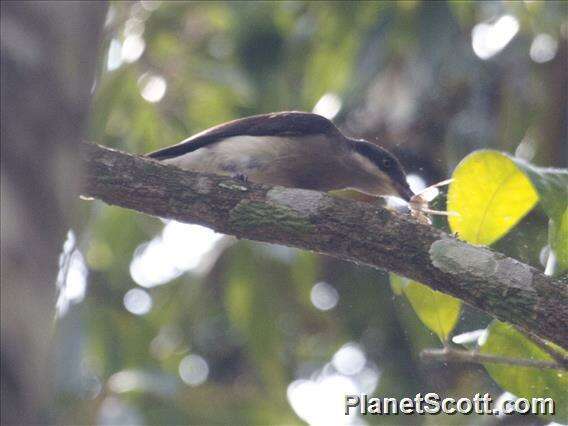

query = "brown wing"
[[147, 111, 341, 160]]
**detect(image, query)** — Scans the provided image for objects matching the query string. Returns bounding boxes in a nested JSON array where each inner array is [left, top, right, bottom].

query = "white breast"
[[162, 134, 338, 174], [163, 135, 287, 174]]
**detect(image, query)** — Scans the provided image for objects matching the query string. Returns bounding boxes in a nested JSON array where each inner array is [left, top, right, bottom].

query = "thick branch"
[[80, 143, 568, 349]]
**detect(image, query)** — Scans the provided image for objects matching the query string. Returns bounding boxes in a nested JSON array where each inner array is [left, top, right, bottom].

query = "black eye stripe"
[[352, 140, 410, 189], [353, 141, 397, 170]]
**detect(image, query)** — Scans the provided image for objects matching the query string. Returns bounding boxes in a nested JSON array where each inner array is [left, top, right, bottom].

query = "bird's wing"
[[147, 111, 340, 160]]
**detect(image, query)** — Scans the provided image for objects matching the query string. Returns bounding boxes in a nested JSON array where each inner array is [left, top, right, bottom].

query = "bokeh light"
[[310, 281, 339, 311], [123, 17, 145, 37], [332, 343, 366, 376], [121, 35, 145, 63], [313, 93, 342, 120], [287, 343, 380, 425], [107, 39, 123, 71], [138, 73, 167, 103], [471, 15, 519, 60], [130, 221, 225, 288], [56, 231, 88, 316], [178, 354, 209, 386], [97, 396, 143, 426], [530, 34, 558, 63], [107, 369, 177, 396], [123, 288, 153, 315]]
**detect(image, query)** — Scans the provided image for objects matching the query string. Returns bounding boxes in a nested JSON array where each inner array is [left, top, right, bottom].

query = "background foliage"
[[55, 1, 567, 424]]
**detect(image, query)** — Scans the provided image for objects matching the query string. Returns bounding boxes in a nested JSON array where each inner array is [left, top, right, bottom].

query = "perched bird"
[[147, 111, 414, 201]]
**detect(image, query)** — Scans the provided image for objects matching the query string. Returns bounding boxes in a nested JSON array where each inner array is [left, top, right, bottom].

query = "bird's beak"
[[395, 181, 414, 202]]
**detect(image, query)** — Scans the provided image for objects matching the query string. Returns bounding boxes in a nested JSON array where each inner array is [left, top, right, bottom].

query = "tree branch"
[[520, 329, 568, 369], [420, 348, 566, 371], [80, 142, 568, 349]]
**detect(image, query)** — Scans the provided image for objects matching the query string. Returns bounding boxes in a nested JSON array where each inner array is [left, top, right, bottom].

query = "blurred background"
[[47, 1, 566, 424]]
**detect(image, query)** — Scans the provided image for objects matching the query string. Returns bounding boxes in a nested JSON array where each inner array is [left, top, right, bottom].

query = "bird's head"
[[348, 140, 414, 201]]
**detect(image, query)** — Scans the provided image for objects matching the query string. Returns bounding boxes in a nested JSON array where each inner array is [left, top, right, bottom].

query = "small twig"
[[520, 329, 568, 369], [420, 347, 567, 371]]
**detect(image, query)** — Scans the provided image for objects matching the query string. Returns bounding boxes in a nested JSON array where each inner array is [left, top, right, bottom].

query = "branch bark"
[[80, 142, 568, 349]]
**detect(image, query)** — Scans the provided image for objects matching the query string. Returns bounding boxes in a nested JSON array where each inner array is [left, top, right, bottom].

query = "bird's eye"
[[383, 158, 392, 168]]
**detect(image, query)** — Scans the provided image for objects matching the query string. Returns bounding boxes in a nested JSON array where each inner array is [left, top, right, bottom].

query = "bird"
[[147, 111, 414, 201]]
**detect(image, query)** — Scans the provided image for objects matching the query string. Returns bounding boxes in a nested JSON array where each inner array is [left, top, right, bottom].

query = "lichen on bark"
[[229, 200, 315, 235]]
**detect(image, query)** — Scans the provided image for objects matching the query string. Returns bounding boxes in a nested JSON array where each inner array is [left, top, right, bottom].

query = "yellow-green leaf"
[[448, 150, 539, 245], [403, 280, 461, 342], [389, 273, 408, 295], [479, 321, 567, 422]]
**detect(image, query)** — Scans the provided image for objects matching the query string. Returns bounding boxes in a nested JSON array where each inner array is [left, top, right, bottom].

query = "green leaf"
[[511, 159, 568, 274], [550, 208, 568, 273], [448, 150, 539, 245], [479, 321, 568, 422], [511, 159, 568, 223], [403, 280, 461, 342]]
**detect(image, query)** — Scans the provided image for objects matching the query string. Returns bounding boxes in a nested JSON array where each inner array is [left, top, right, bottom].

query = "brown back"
[[147, 111, 341, 160]]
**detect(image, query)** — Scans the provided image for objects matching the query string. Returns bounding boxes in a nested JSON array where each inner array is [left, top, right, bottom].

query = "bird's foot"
[[231, 173, 249, 183]]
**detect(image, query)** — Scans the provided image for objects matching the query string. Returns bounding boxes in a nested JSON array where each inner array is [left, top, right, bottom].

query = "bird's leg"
[[231, 173, 249, 183]]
